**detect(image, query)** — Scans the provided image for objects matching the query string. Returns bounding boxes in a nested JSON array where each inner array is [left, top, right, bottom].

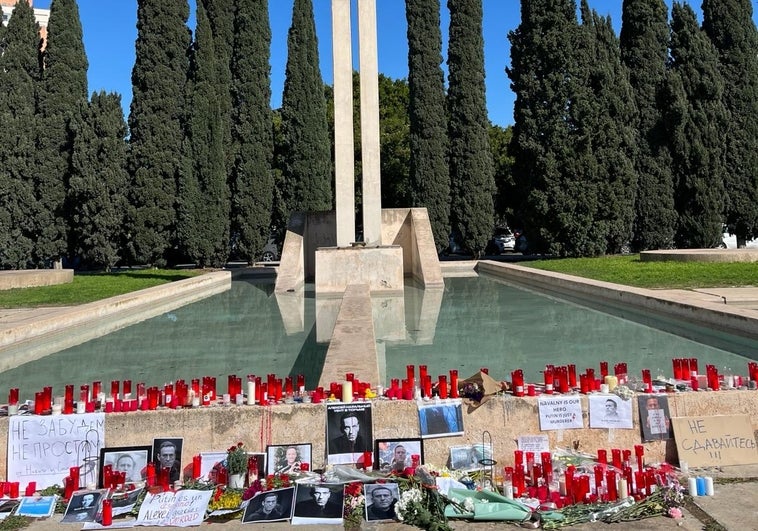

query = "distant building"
[[1, 0, 50, 45]]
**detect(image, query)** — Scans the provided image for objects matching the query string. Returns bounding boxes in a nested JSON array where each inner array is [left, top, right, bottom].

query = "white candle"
[[617, 478, 628, 499], [8, 404, 18, 416], [235, 393, 244, 406], [76, 402, 86, 414], [604, 375, 618, 391], [247, 381, 256, 405], [504, 485, 514, 499], [191, 396, 200, 408], [688, 477, 698, 496], [705, 476, 714, 496], [51, 404, 62, 415], [342, 381, 353, 403], [222, 393, 231, 405]]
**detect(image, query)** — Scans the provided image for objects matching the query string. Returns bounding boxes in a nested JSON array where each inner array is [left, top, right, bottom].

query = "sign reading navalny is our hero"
[[538, 396, 583, 430], [7, 413, 105, 489]]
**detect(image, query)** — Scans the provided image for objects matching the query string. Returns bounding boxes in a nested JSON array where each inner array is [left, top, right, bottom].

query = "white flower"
[[463, 497, 475, 512]]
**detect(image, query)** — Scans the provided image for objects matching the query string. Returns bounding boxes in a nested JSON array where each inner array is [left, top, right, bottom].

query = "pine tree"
[[665, 3, 727, 249], [177, 1, 229, 267], [279, 0, 332, 222], [35, 0, 89, 266], [702, 0, 758, 245], [582, 2, 638, 255], [620, 0, 676, 250], [447, 0, 494, 257], [68, 92, 129, 270], [0, 0, 38, 268], [406, 0, 450, 250], [230, 0, 274, 262], [127, 0, 191, 266]]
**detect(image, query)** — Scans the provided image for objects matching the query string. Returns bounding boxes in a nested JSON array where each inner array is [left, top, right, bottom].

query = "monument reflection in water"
[[0, 274, 753, 393]]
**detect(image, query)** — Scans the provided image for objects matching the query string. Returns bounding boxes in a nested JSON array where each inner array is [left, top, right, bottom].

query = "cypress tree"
[[406, 0, 450, 250], [230, 0, 274, 262], [279, 0, 332, 221], [620, 0, 676, 250], [128, 0, 191, 266], [582, 2, 638, 255], [702, 0, 758, 245], [509, 0, 594, 256], [447, 0, 494, 257], [665, 3, 727, 249], [68, 92, 129, 270], [35, 0, 89, 266], [378, 74, 411, 209], [489, 124, 514, 228], [0, 0, 38, 268], [177, 1, 229, 267]]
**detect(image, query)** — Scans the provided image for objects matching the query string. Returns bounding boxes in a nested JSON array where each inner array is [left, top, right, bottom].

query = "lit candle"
[[342, 380, 353, 403]]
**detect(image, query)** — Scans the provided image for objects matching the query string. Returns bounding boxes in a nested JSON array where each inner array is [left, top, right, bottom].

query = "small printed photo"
[[291, 483, 344, 523], [588, 395, 633, 429], [266, 444, 312, 475], [110, 486, 144, 517], [99, 445, 152, 487], [638, 394, 673, 441], [15, 496, 56, 518], [242, 486, 294, 523], [364, 483, 399, 522], [152, 437, 184, 485], [61, 489, 107, 523], [418, 401, 464, 438], [326, 403, 373, 464], [374, 438, 423, 473]]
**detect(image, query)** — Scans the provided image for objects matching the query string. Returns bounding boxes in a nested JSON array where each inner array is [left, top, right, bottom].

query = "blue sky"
[[30, 1, 754, 127]]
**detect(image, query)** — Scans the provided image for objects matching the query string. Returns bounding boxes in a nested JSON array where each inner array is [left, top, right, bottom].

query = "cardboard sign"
[[538, 396, 583, 430], [7, 413, 105, 488], [671, 415, 758, 467], [136, 489, 213, 527]]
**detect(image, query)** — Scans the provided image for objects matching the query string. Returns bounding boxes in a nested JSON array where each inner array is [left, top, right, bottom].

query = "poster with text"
[[538, 396, 583, 430], [135, 489, 213, 527], [8, 413, 105, 489]]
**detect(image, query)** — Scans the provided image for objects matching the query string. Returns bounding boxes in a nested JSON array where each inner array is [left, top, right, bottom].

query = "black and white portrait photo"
[[152, 437, 184, 485], [99, 445, 151, 487], [364, 483, 399, 521], [291, 483, 344, 524], [61, 489, 107, 523], [326, 403, 373, 464], [589, 395, 633, 429], [242, 487, 294, 523]]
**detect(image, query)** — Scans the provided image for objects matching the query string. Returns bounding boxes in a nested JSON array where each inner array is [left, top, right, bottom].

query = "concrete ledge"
[[315, 246, 404, 295], [476, 261, 758, 342], [0, 271, 231, 371], [0, 269, 73, 290], [641, 249, 758, 262]]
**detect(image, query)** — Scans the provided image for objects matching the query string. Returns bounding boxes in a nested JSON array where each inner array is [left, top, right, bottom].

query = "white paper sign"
[[588, 395, 633, 429], [538, 396, 583, 430], [136, 489, 213, 527], [7, 413, 105, 488], [517, 435, 550, 453]]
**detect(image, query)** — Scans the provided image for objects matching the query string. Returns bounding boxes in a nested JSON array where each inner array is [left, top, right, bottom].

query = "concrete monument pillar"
[[332, 0, 355, 247]]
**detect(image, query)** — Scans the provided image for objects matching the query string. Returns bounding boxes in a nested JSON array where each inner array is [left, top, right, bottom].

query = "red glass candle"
[[297, 374, 305, 392], [285, 376, 294, 395], [606, 470, 617, 501], [579, 373, 589, 394], [673, 358, 682, 380], [526, 452, 535, 475], [79, 385, 89, 404], [146, 463, 156, 487], [438, 375, 448, 399], [8, 388, 19, 406], [568, 364, 577, 387], [123, 380, 132, 397], [110, 380, 119, 400], [635, 470, 646, 496], [423, 375, 432, 398], [406, 365, 415, 389], [34, 392, 44, 415], [622, 449, 632, 468], [361, 451, 372, 470], [449, 369, 459, 398], [92, 380, 102, 399], [593, 464, 604, 492], [611, 448, 622, 470], [600, 361, 609, 377], [514, 450, 524, 471], [689, 358, 699, 376], [543, 366, 554, 394], [541, 452, 553, 483], [597, 448, 607, 465], [691, 375, 699, 391], [101, 499, 113, 526], [63, 476, 74, 500], [512, 369, 524, 397], [192, 455, 201, 479]]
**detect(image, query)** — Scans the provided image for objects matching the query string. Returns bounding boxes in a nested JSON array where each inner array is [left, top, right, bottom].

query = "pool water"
[[0, 274, 754, 394]]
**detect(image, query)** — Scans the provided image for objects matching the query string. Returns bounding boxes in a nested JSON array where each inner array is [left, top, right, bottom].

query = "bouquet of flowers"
[[225, 442, 249, 475], [343, 482, 365, 529]]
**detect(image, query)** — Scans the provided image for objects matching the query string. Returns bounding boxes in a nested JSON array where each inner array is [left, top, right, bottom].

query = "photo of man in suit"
[[293, 484, 343, 520]]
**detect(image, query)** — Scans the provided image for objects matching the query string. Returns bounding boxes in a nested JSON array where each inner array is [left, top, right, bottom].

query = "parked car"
[[720, 232, 758, 249], [485, 229, 516, 255], [229, 231, 282, 263]]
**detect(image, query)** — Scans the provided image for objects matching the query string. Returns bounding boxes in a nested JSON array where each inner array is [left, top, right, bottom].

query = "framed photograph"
[[374, 438, 424, 473], [638, 395, 672, 441], [326, 402, 373, 464], [242, 486, 294, 523], [589, 395, 633, 429], [418, 400, 464, 438], [152, 437, 184, 485], [291, 483, 344, 523], [61, 489, 108, 523], [266, 443, 312, 475], [99, 445, 151, 487], [364, 482, 399, 521]]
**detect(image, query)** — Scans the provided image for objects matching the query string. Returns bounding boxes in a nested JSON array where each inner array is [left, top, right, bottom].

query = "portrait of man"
[[364, 483, 399, 521], [638, 395, 672, 441], [418, 402, 464, 438], [61, 490, 105, 523], [293, 484, 344, 520], [242, 487, 293, 523], [152, 437, 183, 484], [588, 395, 633, 429], [99, 446, 151, 488], [326, 403, 373, 463], [390, 444, 408, 472], [376, 439, 423, 473], [265, 444, 311, 475]]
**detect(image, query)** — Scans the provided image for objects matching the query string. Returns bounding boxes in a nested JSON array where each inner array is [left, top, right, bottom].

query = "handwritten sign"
[[517, 435, 550, 453], [538, 396, 583, 430], [671, 415, 758, 467], [136, 489, 213, 527], [7, 413, 105, 488]]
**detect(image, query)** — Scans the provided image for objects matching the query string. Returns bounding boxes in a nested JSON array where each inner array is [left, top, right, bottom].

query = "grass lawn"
[[0, 269, 201, 308], [522, 254, 758, 289]]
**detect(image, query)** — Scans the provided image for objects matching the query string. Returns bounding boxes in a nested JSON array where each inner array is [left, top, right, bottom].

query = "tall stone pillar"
[[358, 0, 382, 245], [331, 0, 355, 247]]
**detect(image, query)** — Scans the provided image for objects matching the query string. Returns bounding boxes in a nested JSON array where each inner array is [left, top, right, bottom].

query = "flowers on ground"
[[343, 482, 365, 529]]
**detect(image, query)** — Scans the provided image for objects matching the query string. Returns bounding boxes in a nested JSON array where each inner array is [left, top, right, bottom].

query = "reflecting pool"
[[1, 273, 755, 394]]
